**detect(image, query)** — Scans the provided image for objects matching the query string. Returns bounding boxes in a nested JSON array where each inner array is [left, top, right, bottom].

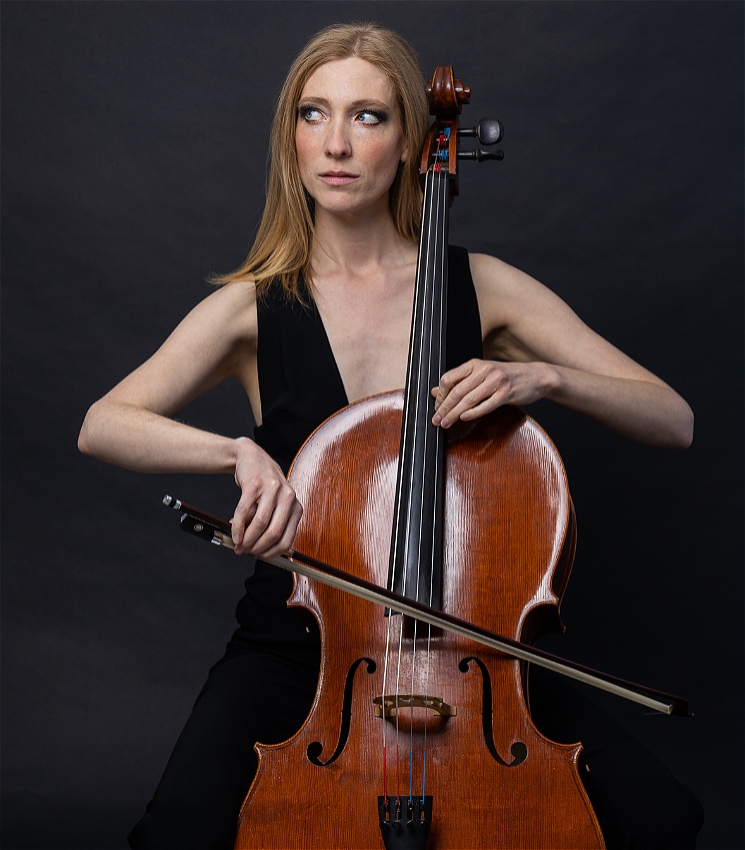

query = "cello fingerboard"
[[387, 166, 450, 611]]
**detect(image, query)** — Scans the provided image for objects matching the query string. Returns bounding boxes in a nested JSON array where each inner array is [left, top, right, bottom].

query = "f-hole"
[[459, 656, 528, 767], [307, 657, 376, 766]]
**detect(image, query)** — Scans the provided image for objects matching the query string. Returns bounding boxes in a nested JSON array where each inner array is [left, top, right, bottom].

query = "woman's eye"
[[356, 110, 386, 125], [299, 106, 323, 123]]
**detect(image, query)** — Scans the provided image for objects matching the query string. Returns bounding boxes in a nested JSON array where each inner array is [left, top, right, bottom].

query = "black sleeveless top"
[[234, 246, 482, 646]]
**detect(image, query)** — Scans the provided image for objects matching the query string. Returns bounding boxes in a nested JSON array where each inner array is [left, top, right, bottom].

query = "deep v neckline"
[[301, 279, 351, 408], [254, 247, 482, 474]]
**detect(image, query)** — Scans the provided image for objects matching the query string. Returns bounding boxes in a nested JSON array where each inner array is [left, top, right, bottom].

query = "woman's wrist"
[[536, 362, 562, 403], [230, 436, 257, 477]]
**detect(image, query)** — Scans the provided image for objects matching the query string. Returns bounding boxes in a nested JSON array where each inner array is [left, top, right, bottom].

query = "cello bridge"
[[373, 694, 456, 719]]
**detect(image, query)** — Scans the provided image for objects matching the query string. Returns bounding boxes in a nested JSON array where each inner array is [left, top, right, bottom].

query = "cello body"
[[234, 394, 605, 849], [234, 63, 605, 850]]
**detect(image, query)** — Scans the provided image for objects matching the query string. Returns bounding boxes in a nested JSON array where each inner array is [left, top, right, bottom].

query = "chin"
[[315, 189, 389, 218]]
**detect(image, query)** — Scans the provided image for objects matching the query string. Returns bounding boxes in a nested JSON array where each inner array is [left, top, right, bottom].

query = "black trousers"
[[128, 640, 703, 850]]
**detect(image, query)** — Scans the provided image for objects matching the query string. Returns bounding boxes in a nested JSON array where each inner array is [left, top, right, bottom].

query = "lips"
[[319, 171, 359, 186]]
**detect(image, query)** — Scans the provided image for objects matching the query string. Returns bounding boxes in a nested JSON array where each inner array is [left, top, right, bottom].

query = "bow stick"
[[163, 495, 690, 717]]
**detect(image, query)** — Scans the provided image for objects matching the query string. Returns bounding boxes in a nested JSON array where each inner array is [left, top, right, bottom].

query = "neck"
[[311, 198, 412, 278]]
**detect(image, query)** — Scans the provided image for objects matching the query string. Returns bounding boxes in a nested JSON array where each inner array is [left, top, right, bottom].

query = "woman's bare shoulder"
[[102, 278, 260, 411], [468, 252, 544, 303], [206, 277, 258, 321], [467, 252, 546, 341], [178, 278, 260, 353]]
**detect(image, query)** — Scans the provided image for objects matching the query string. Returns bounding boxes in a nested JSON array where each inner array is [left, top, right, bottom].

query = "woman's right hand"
[[230, 437, 303, 559]]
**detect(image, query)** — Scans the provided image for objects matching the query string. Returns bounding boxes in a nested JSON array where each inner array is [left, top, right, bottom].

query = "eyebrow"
[[297, 97, 392, 111]]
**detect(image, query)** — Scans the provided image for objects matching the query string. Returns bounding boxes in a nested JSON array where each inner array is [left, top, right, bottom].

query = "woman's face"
[[295, 57, 408, 218]]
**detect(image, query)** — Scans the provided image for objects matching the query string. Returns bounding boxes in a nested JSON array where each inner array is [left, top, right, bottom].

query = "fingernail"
[[432, 415, 441, 426], [441, 418, 450, 428]]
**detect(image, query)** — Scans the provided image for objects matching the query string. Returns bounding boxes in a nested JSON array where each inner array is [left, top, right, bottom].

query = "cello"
[[231, 66, 604, 849], [167, 66, 685, 847]]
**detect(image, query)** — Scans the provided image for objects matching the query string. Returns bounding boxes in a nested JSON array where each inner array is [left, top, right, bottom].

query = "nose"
[[324, 117, 352, 159]]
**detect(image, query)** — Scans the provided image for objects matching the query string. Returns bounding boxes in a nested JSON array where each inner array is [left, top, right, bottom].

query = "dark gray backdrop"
[[2, 2, 743, 848]]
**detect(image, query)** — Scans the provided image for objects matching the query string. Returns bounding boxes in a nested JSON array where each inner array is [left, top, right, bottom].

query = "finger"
[[246, 492, 301, 558], [437, 365, 512, 426], [230, 483, 263, 544], [233, 502, 271, 554], [451, 393, 504, 423], [433, 370, 492, 425], [432, 361, 477, 408], [237, 483, 297, 555], [254, 499, 303, 560], [437, 383, 499, 427], [232, 478, 281, 552]]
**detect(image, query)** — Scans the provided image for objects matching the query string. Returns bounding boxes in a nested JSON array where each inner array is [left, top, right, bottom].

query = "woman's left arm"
[[431, 253, 693, 448]]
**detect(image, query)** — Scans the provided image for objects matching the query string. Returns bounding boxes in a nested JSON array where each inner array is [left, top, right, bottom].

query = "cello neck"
[[386, 67, 469, 609], [386, 161, 452, 609]]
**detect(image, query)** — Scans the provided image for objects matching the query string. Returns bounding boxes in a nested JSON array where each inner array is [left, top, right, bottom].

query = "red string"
[[396, 743, 401, 804], [382, 745, 388, 808]]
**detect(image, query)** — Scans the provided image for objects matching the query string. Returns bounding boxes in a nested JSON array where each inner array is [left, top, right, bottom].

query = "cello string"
[[401, 146, 445, 803], [408, 158, 443, 802], [418, 162, 448, 803], [394, 595, 405, 801], [423, 165, 449, 803], [382, 746, 388, 806], [382, 128, 445, 806], [381, 161, 436, 801], [399, 159, 441, 802], [407, 164, 438, 800], [396, 152, 439, 791], [409, 622, 417, 801]]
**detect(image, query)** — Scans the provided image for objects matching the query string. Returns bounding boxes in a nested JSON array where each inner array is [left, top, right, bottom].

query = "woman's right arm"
[[78, 281, 301, 557]]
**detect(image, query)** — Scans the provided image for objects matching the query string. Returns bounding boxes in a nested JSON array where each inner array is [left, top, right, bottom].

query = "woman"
[[78, 22, 703, 850]]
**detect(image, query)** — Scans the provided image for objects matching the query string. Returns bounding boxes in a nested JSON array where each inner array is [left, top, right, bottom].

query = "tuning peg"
[[457, 148, 505, 162], [457, 119, 503, 145]]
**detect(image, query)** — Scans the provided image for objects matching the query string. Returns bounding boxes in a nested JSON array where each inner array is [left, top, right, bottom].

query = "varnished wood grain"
[[234, 395, 604, 849]]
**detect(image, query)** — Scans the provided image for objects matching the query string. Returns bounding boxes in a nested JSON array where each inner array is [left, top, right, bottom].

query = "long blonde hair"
[[216, 23, 429, 300]]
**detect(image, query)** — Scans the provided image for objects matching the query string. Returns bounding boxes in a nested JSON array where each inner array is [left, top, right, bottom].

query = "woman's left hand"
[[432, 359, 553, 428]]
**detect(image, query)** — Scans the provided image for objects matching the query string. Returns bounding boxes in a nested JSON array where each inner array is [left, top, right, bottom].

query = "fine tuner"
[[458, 117, 504, 162]]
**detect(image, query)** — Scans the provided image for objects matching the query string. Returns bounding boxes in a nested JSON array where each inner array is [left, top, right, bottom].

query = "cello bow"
[[164, 494, 689, 717]]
